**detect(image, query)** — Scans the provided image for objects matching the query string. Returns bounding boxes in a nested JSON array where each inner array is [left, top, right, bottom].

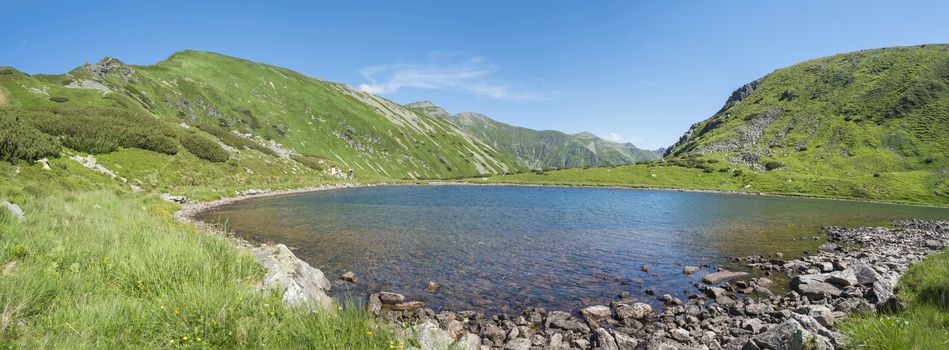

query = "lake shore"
[[175, 181, 948, 349]]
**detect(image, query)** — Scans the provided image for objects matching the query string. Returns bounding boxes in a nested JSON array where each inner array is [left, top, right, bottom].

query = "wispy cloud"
[[357, 54, 550, 100], [602, 132, 642, 144]]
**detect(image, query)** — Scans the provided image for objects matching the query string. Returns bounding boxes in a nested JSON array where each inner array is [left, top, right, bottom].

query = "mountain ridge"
[[406, 101, 662, 169]]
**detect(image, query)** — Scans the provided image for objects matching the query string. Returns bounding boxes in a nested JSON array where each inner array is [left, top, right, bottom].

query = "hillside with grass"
[[0, 51, 521, 183], [485, 45, 949, 206], [406, 101, 661, 170]]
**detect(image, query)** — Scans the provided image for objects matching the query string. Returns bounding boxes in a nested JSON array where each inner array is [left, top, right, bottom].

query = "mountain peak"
[[405, 101, 451, 119]]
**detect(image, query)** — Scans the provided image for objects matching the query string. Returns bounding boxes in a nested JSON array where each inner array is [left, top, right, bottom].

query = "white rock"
[[253, 244, 335, 313], [1, 202, 25, 222]]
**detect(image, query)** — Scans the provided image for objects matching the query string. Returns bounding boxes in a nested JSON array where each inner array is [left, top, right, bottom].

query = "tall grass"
[[0, 189, 395, 349]]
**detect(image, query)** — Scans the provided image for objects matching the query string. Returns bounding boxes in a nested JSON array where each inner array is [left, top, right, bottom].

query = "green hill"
[[406, 101, 661, 170], [485, 45, 949, 205], [0, 50, 520, 186], [666, 44, 949, 175]]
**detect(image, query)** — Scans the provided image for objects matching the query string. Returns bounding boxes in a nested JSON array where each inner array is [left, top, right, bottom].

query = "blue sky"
[[4, 1, 948, 149]]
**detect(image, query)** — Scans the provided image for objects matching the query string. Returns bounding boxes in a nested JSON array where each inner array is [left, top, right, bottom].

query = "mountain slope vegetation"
[[485, 45, 949, 205], [406, 101, 661, 170], [0, 51, 520, 183]]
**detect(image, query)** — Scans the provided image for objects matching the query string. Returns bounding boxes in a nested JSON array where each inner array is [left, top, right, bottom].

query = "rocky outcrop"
[[70, 154, 116, 178], [1, 201, 25, 222], [253, 244, 335, 313]]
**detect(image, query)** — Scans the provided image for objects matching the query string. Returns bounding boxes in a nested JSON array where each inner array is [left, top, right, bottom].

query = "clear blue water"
[[197, 185, 949, 313]]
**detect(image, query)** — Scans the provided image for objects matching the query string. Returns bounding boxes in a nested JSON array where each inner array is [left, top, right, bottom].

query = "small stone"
[[339, 271, 357, 282], [378, 291, 405, 304], [426, 280, 441, 292], [670, 328, 690, 342], [389, 301, 425, 311], [683, 266, 701, 275], [615, 302, 652, 320], [641, 265, 650, 272], [580, 305, 612, 326]]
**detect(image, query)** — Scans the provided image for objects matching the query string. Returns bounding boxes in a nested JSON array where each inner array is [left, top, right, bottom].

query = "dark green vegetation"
[[406, 101, 661, 170], [840, 250, 949, 349], [487, 45, 949, 206]]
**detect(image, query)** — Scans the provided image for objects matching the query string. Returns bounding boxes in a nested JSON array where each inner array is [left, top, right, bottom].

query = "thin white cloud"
[[357, 54, 550, 100], [602, 132, 642, 144]]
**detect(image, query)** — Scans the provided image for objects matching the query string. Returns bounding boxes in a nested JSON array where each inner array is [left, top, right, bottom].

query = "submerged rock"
[[340, 271, 358, 282], [253, 244, 335, 313]]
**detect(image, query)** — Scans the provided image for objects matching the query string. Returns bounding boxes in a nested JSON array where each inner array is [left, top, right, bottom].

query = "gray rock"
[[581, 305, 612, 326], [794, 305, 835, 327], [794, 281, 841, 300], [852, 264, 882, 285], [367, 293, 382, 315], [408, 320, 454, 350], [1, 202, 25, 222], [378, 291, 406, 304], [253, 244, 335, 313], [482, 324, 506, 344], [670, 328, 691, 342], [746, 317, 833, 350], [390, 301, 425, 311], [683, 266, 701, 275], [426, 280, 441, 292], [741, 318, 767, 333], [825, 269, 857, 287], [613, 331, 639, 350], [595, 328, 619, 350], [615, 302, 652, 320], [546, 310, 590, 332], [503, 338, 531, 350], [455, 333, 482, 350], [702, 270, 750, 284]]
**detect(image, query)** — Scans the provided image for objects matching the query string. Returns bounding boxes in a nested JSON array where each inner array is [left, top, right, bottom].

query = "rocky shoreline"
[[175, 186, 948, 350], [370, 220, 947, 350]]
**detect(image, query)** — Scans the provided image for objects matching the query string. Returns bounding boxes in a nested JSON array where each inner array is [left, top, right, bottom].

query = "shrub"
[[49, 96, 69, 103], [764, 161, 785, 171], [0, 113, 62, 163], [22, 106, 179, 155], [180, 133, 229, 162], [733, 169, 744, 177]]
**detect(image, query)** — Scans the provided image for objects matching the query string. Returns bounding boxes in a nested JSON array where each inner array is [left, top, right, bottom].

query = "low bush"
[[48, 96, 69, 103], [180, 133, 229, 162], [0, 113, 62, 163], [25, 106, 179, 155], [764, 161, 785, 171]]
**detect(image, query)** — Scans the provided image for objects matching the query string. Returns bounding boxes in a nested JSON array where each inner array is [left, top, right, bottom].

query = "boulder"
[[546, 311, 590, 332], [253, 244, 335, 313], [794, 281, 841, 300], [615, 302, 652, 320], [1, 202, 25, 222], [580, 305, 612, 326], [825, 269, 857, 287], [683, 266, 701, 275], [613, 331, 640, 350], [702, 270, 749, 284], [595, 328, 619, 350], [852, 264, 881, 285], [745, 317, 833, 350], [406, 320, 454, 350], [390, 301, 425, 311]]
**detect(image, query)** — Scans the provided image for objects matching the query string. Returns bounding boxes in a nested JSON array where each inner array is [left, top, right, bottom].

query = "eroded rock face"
[[253, 244, 335, 313]]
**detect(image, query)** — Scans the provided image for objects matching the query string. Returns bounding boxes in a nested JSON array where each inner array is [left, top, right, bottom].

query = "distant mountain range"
[[406, 101, 662, 170]]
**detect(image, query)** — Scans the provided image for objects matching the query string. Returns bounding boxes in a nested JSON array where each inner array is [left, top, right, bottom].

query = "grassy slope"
[[0, 160, 396, 349], [406, 101, 660, 170], [1, 51, 521, 180]]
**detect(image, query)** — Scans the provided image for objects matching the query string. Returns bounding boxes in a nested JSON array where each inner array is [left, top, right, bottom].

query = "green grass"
[[0, 167, 399, 349], [839, 250, 949, 349], [478, 160, 949, 206]]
